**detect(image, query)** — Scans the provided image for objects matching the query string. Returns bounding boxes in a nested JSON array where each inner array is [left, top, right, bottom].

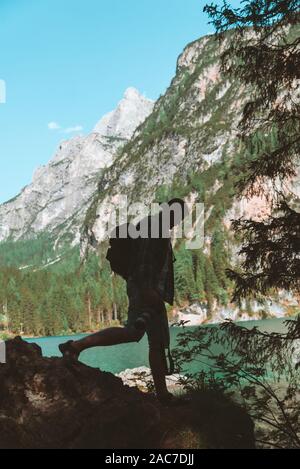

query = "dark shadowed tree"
[[174, 317, 300, 448], [204, 0, 300, 299]]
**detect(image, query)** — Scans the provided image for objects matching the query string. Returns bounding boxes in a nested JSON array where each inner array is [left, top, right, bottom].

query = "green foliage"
[[174, 317, 300, 448], [211, 226, 230, 290], [174, 233, 232, 312], [161, 163, 236, 310], [204, 1, 300, 299], [0, 252, 128, 337], [0, 235, 55, 268], [174, 243, 197, 303], [0, 218, 233, 336]]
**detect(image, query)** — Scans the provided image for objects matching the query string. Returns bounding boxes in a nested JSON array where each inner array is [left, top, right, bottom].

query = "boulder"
[[0, 337, 255, 449]]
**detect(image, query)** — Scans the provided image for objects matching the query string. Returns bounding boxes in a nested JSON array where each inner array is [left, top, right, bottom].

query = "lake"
[[25, 318, 292, 374]]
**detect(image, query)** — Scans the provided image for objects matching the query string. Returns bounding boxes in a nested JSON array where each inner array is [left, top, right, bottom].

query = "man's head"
[[160, 198, 189, 230]]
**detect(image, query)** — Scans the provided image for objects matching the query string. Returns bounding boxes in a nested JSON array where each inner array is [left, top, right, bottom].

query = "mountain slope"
[[81, 33, 299, 323], [84, 34, 241, 246], [84, 32, 299, 248]]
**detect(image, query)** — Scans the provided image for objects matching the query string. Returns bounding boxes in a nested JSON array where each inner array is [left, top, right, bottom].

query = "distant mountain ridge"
[[0, 88, 154, 245]]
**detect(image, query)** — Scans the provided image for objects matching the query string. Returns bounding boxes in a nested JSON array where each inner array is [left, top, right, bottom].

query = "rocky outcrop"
[[94, 87, 154, 140], [117, 366, 183, 394], [174, 294, 299, 326], [0, 337, 159, 449], [0, 338, 255, 449]]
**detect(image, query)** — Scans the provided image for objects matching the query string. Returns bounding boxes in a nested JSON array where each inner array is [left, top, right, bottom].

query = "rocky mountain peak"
[[93, 87, 154, 140], [0, 88, 154, 243], [124, 86, 143, 100]]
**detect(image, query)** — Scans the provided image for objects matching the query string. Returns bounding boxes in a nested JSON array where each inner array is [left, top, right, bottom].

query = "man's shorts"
[[126, 278, 170, 350]]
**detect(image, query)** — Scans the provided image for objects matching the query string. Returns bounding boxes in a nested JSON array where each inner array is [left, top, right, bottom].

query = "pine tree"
[[174, 243, 197, 304], [205, 0, 300, 299], [211, 227, 230, 289], [204, 258, 220, 315]]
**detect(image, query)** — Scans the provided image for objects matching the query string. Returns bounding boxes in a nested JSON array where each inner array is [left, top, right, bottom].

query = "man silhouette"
[[60, 198, 188, 404]]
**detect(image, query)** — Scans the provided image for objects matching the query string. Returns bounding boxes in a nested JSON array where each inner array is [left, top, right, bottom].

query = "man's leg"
[[75, 329, 170, 399], [149, 344, 169, 399], [74, 327, 144, 351], [60, 326, 144, 358]]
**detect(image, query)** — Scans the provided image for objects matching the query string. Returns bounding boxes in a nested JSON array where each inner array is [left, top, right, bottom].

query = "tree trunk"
[[113, 303, 118, 322]]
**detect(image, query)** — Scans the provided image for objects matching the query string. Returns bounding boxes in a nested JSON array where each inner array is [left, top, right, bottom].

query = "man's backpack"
[[106, 223, 136, 280]]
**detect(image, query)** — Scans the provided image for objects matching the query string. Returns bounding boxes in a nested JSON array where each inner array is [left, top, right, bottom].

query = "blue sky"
[[0, 0, 242, 204]]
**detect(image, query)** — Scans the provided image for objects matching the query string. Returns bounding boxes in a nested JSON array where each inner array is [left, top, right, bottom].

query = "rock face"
[[117, 366, 183, 394], [0, 89, 154, 244], [83, 34, 241, 246], [175, 295, 297, 326], [94, 87, 154, 139], [84, 34, 299, 248], [0, 338, 255, 449], [0, 337, 159, 449]]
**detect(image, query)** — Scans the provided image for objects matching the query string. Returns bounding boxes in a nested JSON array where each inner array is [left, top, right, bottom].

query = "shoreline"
[[0, 329, 100, 341], [1, 316, 295, 342]]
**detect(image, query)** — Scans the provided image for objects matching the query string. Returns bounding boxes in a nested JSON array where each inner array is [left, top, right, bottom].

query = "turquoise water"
[[25, 318, 291, 374]]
